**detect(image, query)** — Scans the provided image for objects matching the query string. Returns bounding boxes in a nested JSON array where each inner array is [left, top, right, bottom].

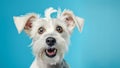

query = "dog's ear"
[[61, 10, 84, 33], [13, 13, 38, 35]]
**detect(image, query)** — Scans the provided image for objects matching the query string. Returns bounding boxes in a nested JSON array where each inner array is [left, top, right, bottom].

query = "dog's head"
[[13, 7, 84, 65]]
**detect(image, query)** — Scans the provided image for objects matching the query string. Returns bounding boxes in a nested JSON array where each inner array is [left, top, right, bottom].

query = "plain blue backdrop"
[[0, 0, 120, 68]]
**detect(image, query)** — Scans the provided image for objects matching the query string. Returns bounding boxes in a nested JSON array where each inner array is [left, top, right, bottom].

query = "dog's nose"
[[46, 37, 56, 46]]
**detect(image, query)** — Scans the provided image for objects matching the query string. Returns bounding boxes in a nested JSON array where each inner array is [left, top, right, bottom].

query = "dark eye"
[[38, 27, 45, 34], [56, 26, 63, 33]]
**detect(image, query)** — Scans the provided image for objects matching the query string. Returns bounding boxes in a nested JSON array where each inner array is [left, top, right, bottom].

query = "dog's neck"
[[47, 63, 63, 68], [35, 58, 68, 68]]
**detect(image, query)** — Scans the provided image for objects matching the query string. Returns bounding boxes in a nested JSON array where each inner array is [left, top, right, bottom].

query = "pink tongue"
[[47, 52, 55, 55]]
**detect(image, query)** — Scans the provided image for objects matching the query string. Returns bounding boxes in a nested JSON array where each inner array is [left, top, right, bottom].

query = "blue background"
[[0, 0, 120, 68]]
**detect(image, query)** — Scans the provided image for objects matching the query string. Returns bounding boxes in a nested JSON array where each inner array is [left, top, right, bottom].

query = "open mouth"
[[45, 48, 57, 58]]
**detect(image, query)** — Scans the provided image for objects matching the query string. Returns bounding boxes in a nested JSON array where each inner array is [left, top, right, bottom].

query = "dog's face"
[[31, 18, 70, 64], [13, 8, 84, 65]]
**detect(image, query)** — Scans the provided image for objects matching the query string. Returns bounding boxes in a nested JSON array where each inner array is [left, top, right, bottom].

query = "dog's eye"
[[56, 26, 63, 33], [38, 27, 45, 34]]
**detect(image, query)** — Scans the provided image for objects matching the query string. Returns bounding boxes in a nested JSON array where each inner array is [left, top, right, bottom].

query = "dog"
[[13, 7, 84, 68]]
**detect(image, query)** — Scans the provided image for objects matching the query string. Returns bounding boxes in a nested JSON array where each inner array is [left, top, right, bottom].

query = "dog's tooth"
[[54, 49, 56, 53]]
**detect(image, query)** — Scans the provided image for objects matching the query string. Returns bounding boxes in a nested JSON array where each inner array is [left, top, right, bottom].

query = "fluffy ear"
[[61, 10, 84, 33], [75, 16, 84, 32], [13, 13, 39, 35]]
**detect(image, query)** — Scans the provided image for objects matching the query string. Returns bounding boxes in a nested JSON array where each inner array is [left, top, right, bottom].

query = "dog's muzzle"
[[45, 37, 57, 58]]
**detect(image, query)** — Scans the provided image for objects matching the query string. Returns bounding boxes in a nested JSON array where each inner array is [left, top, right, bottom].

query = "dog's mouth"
[[45, 48, 57, 58]]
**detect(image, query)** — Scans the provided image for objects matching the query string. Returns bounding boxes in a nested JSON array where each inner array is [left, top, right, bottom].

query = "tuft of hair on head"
[[44, 7, 57, 20], [57, 8, 62, 18]]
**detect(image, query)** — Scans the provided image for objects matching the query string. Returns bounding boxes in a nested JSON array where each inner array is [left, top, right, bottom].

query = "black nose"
[[46, 37, 56, 46]]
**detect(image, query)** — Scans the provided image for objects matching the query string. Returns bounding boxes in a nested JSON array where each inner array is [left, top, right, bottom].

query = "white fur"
[[13, 7, 84, 68], [45, 7, 57, 20]]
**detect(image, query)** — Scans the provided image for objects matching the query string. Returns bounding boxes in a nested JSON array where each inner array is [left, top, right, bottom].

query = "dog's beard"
[[32, 38, 68, 65], [38, 45, 67, 65]]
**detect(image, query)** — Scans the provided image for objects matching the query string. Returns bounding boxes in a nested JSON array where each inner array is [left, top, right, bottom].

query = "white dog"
[[13, 7, 84, 68]]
